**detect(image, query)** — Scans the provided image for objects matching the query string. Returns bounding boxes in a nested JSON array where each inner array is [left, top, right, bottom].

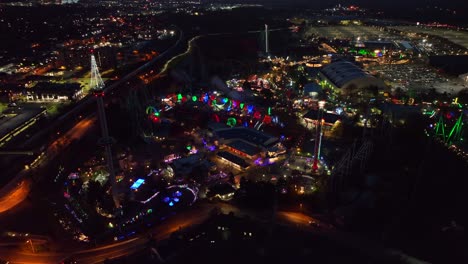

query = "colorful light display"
[[147, 92, 282, 129], [227, 117, 237, 127]]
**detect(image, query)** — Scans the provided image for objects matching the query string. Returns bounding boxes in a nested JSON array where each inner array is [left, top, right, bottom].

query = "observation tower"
[[90, 54, 119, 208]]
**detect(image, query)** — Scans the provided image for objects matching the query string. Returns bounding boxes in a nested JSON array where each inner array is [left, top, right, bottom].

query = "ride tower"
[[312, 101, 326, 171], [90, 54, 120, 208], [265, 24, 269, 54]]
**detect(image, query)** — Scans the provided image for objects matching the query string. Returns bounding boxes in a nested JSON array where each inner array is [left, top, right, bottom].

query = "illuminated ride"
[[121, 184, 198, 227], [139, 184, 198, 207], [145, 92, 283, 129], [431, 108, 465, 145]]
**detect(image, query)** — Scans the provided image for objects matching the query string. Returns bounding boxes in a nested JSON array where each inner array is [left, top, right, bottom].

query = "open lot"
[[392, 26, 468, 49]]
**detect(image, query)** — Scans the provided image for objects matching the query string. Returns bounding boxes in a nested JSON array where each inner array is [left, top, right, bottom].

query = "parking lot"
[[305, 25, 396, 40], [392, 26, 468, 49]]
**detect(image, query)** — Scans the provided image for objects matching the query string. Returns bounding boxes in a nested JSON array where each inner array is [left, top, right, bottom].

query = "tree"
[[87, 181, 102, 206], [228, 172, 235, 185], [242, 80, 251, 91], [457, 88, 468, 104], [240, 176, 248, 189], [329, 120, 344, 138]]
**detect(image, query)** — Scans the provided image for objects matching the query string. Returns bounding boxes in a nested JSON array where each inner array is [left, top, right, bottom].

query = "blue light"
[[173, 197, 180, 202], [130, 179, 145, 190], [203, 93, 209, 103], [175, 191, 182, 197], [223, 98, 229, 104], [163, 197, 170, 203], [247, 105, 254, 114], [169, 201, 174, 207]]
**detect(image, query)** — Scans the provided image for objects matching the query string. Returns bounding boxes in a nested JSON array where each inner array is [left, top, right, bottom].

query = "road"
[[0, 116, 96, 214], [0, 202, 217, 263], [0, 200, 429, 264]]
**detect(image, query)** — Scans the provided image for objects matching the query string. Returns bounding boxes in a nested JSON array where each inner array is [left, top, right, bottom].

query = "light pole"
[[27, 239, 35, 253]]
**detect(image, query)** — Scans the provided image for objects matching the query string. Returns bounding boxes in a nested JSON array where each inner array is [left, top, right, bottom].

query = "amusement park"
[[1, 6, 467, 263]]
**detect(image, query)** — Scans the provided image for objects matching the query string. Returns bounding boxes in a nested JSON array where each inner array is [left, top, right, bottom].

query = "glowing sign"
[[130, 179, 145, 190]]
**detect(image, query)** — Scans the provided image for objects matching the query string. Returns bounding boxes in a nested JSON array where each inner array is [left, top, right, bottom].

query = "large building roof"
[[217, 151, 250, 169], [215, 127, 278, 148], [226, 140, 260, 156], [321, 61, 371, 88]]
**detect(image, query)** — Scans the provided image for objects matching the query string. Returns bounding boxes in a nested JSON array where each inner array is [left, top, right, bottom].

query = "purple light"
[[254, 158, 263, 165]]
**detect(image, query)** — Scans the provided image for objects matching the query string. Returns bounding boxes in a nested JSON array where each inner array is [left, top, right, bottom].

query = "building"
[[217, 151, 251, 170], [25, 82, 83, 102], [214, 127, 285, 170], [225, 140, 261, 160], [0, 105, 46, 147], [171, 153, 215, 178], [317, 61, 385, 97]]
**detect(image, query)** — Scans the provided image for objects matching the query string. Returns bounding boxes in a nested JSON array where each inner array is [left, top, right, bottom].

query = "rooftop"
[[215, 127, 278, 148], [226, 140, 260, 156], [320, 61, 370, 88], [217, 151, 250, 169]]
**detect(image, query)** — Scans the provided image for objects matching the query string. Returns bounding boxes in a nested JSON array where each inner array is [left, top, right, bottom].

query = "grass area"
[[0, 102, 7, 114], [45, 102, 70, 117]]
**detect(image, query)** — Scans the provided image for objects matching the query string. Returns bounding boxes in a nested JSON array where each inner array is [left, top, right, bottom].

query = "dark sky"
[[251, 0, 466, 9]]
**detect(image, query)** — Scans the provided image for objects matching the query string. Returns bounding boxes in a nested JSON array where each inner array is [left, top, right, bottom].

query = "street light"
[[27, 239, 35, 253]]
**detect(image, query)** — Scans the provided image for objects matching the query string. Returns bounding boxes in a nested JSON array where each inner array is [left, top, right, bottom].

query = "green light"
[[177, 93, 183, 101], [227, 117, 237, 127], [268, 107, 271, 115], [240, 103, 245, 109], [192, 95, 197, 102], [147, 209, 153, 214], [186, 145, 192, 150]]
